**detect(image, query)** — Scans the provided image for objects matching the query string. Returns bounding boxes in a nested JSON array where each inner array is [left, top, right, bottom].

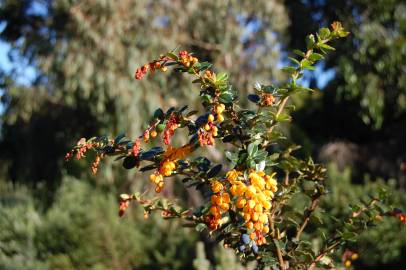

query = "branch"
[[295, 195, 320, 241], [306, 239, 341, 270]]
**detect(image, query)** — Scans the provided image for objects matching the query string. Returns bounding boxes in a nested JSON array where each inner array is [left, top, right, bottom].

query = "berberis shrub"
[[66, 22, 406, 269]]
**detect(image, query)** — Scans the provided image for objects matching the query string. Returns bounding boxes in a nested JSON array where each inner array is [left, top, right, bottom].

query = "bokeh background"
[[0, 0, 405, 269]]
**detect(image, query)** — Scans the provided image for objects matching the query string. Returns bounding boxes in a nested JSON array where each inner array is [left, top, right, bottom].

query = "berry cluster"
[[134, 60, 168, 80], [179, 50, 198, 68], [342, 249, 359, 268], [231, 170, 277, 246], [149, 160, 177, 193], [208, 181, 231, 229], [205, 169, 278, 247], [260, 93, 275, 106], [163, 113, 179, 145], [64, 138, 96, 161], [213, 103, 225, 122], [198, 114, 219, 146]]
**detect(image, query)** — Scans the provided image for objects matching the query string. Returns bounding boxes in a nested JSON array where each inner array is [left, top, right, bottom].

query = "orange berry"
[[243, 212, 251, 222], [220, 203, 229, 211], [151, 130, 157, 138], [211, 181, 223, 193], [262, 226, 270, 234], [221, 192, 230, 204], [236, 198, 246, 208], [250, 232, 256, 240], [246, 221, 254, 230], [254, 221, 263, 231]]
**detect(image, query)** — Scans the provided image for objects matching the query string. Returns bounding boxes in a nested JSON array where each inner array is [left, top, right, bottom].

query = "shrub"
[[66, 22, 406, 269]]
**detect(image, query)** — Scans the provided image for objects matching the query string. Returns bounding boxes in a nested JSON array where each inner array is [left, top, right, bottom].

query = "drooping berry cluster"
[[198, 114, 218, 147], [205, 169, 278, 246], [163, 113, 180, 145], [178, 50, 198, 68], [149, 160, 177, 193]]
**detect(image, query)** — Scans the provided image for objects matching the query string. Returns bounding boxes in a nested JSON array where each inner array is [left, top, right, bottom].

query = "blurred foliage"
[[0, 0, 288, 191], [285, 0, 406, 187], [0, 177, 199, 270], [287, 0, 405, 129], [296, 164, 406, 269]]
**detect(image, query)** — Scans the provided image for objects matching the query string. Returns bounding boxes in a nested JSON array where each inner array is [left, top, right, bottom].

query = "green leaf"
[[114, 133, 126, 144], [293, 49, 305, 57], [318, 28, 331, 40], [301, 59, 313, 69], [122, 156, 139, 169], [318, 43, 335, 51], [195, 223, 207, 232], [156, 123, 165, 132], [281, 66, 297, 74], [166, 52, 178, 61], [153, 108, 164, 119], [288, 57, 301, 66], [308, 53, 324, 62], [216, 72, 228, 82], [247, 143, 258, 157], [219, 92, 233, 104]]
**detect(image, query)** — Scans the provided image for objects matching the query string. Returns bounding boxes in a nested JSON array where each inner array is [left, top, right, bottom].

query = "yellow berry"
[[251, 212, 259, 222], [204, 124, 211, 131], [217, 114, 224, 122], [149, 174, 157, 182], [161, 67, 168, 72], [208, 114, 215, 122], [226, 170, 239, 183], [255, 204, 263, 213], [345, 260, 351, 268], [262, 226, 270, 234], [245, 185, 257, 198], [351, 253, 359, 260], [248, 199, 256, 209], [259, 213, 268, 223], [262, 200, 272, 210]]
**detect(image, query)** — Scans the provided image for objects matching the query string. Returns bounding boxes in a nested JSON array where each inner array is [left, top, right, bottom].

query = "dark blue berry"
[[252, 243, 258, 254], [241, 234, 250, 244], [238, 245, 245, 252]]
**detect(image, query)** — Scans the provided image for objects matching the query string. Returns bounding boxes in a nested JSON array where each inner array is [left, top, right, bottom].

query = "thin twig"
[[268, 96, 289, 134], [306, 240, 341, 270], [295, 196, 320, 241]]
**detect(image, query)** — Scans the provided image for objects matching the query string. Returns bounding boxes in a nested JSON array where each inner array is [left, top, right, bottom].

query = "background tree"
[[285, 0, 406, 186]]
